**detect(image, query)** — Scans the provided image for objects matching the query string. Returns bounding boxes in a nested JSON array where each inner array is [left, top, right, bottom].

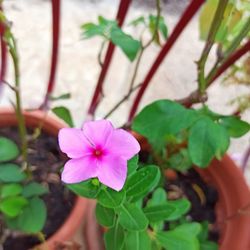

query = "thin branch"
[[87, 0, 132, 119], [127, 0, 205, 123], [103, 83, 142, 119], [98, 40, 106, 67], [103, 0, 161, 119], [197, 0, 228, 94]]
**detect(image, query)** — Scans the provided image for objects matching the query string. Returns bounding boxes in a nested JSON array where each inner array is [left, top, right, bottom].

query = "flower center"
[[93, 149, 102, 157]]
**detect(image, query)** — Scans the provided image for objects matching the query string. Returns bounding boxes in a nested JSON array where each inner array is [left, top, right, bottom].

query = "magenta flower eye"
[[58, 120, 140, 191]]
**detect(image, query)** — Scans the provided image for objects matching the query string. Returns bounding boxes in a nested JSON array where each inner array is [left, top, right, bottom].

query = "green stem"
[[1, 15, 28, 164], [206, 16, 250, 83], [197, 0, 228, 94]]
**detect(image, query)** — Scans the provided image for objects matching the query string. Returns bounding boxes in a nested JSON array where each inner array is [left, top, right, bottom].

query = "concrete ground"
[[0, 0, 249, 247]]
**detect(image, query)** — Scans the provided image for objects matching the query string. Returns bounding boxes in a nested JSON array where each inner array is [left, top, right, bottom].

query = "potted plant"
[[0, 8, 87, 250], [55, 0, 250, 249]]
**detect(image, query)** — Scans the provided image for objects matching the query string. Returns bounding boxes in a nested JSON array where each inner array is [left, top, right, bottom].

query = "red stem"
[[0, 4, 7, 96], [127, 0, 205, 122], [209, 39, 250, 83], [87, 0, 131, 118], [40, 0, 61, 110]]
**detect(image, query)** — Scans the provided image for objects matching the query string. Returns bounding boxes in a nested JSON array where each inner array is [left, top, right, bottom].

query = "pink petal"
[[61, 157, 98, 183], [82, 120, 113, 147], [106, 129, 140, 159], [58, 128, 91, 158], [97, 155, 127, 191]]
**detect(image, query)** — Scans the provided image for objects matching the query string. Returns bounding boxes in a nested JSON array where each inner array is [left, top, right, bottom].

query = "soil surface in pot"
[[165, 169, 220, 242], [0, 127, 75, 250], [140, 151, 220, 243]]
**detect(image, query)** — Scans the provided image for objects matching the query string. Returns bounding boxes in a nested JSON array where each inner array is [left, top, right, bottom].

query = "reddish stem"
[[127, 0, 205, 122], [209, 39, 250, 83], [0, 4, 7, 96], [87, 0, 131, 118], [179, 39, 250, 108], [40, 0, 61, 110]]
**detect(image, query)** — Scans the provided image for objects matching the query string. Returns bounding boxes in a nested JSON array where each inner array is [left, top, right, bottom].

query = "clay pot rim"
[[0, 107, 88, 250]]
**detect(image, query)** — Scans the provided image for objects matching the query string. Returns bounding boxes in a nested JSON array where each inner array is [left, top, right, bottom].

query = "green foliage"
[[67, 179, 101, 198], [52, 106, 74, 127], [0, 137, 19, 162], [127, 155, 139, 177], [95, 203, 115, 228], [0, 183, 22, 198], [199, 0, 248, 47], [125, 165, 160, 202], [166, 199, 191, 221], [22, 182, 48, 198], [104, 222, 125, 250], [156, 223, 201, 250], [0, 164, 26, 182], [50, 93, 71, 101], [124, 231, 151, 250], [188, 117, 230, 167], [119, 203, 148, 231], [132, 100, 197, 150], [81, 16, 141, 61], [6, 197, 47, 233], [97, 188, 125, 208], [0, 196, 28, 217]]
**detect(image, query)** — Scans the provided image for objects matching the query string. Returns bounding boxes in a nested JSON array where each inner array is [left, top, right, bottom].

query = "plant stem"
[[127, 0, 205, 123], [8, 35, 28, 163], [197, 0, 228, 95], [103, 0, 161, 119], [87, 0, 132, 119], [98, 40, 106, 67], [206, 16, 250, 83], [40, 0, 61, 110]]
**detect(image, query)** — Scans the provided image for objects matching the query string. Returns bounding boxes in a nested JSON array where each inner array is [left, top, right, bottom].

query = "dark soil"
[[165, 169, 220, 242], [0, 127, 75, 250]]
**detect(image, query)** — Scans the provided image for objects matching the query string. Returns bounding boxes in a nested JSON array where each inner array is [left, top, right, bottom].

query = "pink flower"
[[58, 120, 140, 191]]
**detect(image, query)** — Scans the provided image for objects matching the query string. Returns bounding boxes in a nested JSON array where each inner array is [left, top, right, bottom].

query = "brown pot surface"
[[84, 133, 250, 250], [0, 108, 88, 250]]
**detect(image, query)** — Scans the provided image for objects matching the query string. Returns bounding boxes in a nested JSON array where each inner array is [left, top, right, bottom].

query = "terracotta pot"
[[0, 108, 88, 250], [84, 133, 250, 250]]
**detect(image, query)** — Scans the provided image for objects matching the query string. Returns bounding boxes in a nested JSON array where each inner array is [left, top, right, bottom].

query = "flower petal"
[[97, 155, 127, 191], [106, 129, 140, 159], [83, 120, 113, 147], [61, 157, 98, 183], [58, 128, 91, 158]]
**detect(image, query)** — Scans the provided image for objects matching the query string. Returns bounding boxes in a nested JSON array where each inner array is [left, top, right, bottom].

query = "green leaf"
[[22, 182, 48, 198], [156, 223, 201, 250], [143, 203, 175, 223], [125, 231, 151, 250], [126, 165, 160, 202], [1, 184, 22, 198], [97, 188, 125, 208], [0, 164, 26, 183], [119, 203, 148, 231], [0, 196, 28, 217], [200, 241, 218, 250], [95, 203, 115, 228], [166, 199, 191, 221], [147, 187, 167, 207], [129, 16, 146, 27], [220, 116, 250, 138], [127, 155, 139, 177], [188, 118, 229, 167], [149, 15, 168, 44], [50, 93, 71, 101], [132, 100, 198, 150], [67, 179, 100, 198], [110, 28, 141, 61], [0, 137, 19, 162], [52, 106, 74, 127], [168, 149, 193, 172], [104, 222, 125, 250], [17, 197, 47, 233]]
